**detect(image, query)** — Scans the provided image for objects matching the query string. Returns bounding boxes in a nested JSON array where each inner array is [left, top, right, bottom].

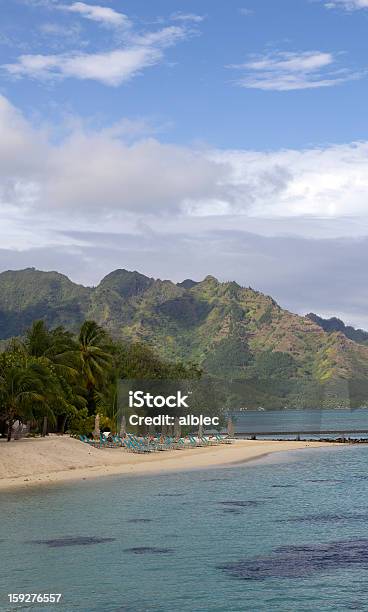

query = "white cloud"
[[4, 2, 196, 86], [324, 0, 368, 9], [212, 143, 368, 219], [3, 95, 368, 326], [4, 25, 188, 86], [0, 95, 226, 214], [170, 12, 205, 23], [59, 2, 131, 28], [5, 48, 161, 85], [40, 21, 80, 35], [230, 50, 358, 91], [239, 8, 254, 16], [2, 95, 368, 227], [131, 26, 187, 49]]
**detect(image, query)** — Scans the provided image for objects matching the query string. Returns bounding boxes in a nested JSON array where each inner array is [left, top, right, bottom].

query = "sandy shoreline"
[[0, 435, 334, 491]]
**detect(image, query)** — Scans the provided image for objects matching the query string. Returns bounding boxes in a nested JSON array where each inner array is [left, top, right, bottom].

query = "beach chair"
[[79, 434, 100, 448], [150, 434, 173, 451], [199, 435, 218, 446], [112, 435, 124, 447], [214, 433, 232, 444], [127, 434, 153, 453], [166, 435, 186, 450], [99, 433, 117, 448], [174, 436, 188, 449], [124, 437, 151, 453], [188, 435, 205, 448], [143, 435, 163, 452]]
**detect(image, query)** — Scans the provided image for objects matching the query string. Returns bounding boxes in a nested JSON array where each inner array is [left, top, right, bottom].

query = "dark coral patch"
[[218, 500, 267, 514], [125, 546, 174, 555], [157, 493, 185, 497], [306, 479, 345, 484], [277, 512, 368, 524], [218, 539, 368, 581], [219, 500, 264, 507], [32, 536, 115, 548]]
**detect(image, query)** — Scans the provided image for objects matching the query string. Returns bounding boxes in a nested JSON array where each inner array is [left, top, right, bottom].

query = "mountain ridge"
[[1, 267, 368, 392], [306, 312, 368, 346]]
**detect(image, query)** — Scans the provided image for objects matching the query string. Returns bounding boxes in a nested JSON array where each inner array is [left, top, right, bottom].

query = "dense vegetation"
[[0, 320, 200, 441], [1, 268, 368, 409]]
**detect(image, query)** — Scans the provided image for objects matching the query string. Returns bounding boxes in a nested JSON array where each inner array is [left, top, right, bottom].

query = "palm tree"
[[24, 320, 50, 358], [24, 320, 78, 379], [76, 321, 114, 414], [0, 357, 55, 441], [23, 321, 81, 433]]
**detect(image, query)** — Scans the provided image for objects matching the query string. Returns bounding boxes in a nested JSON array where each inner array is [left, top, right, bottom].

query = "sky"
[[1, 0, 368, 327]]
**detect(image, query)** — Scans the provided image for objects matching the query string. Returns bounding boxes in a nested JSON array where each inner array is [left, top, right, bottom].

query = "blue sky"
[[1, 0, 368, 326], [1, 0, 368, 149]]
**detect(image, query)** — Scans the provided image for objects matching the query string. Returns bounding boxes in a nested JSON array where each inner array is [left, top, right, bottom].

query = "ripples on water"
[[1, 445, 368, 611]]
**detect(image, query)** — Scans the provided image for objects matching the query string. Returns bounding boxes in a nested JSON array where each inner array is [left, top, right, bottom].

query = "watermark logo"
[[128, 390, 190, 409]]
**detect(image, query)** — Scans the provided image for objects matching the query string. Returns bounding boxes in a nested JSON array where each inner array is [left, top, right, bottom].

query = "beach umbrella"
[[93, 414, 100, 440], [14, 421, 23, 440], [42, 416, 48, 437], [198, 422, 203, 438], [174, 417, 181, 439], [119, 415, 126, 438], [227, 417, 235, 438]]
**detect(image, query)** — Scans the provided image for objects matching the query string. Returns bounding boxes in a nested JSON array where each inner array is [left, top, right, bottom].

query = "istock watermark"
[[118, 379, 225, 430], [127, 389, 219, 426], [128, 390, 190, 409]]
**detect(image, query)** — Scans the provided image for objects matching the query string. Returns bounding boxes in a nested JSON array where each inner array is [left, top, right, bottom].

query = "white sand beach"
[[0, 435, 333, 491]]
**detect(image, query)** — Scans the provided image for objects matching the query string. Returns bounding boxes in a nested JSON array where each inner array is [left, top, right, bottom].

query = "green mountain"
[[307, 313, 368, 346], [1, 267, 368, 406], [0, 268, 90, 338]]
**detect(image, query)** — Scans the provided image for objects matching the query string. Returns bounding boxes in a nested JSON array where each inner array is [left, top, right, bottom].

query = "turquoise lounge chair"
[[214, 433, 232, 444], [127, 434, 152, 453], [79, 434, 100, 448], [124, 438, 150, 453], [165, 436, 186, 450], [188, 435, 205, 448], [199, 435, 218, 446]]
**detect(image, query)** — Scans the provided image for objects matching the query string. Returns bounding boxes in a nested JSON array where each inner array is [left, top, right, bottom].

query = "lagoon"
[[1, 445, 368, 610]]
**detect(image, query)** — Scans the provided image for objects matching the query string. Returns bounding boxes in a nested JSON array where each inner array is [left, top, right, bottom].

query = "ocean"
[[232, 408, 368, 438], [1, 444, 368, 611]]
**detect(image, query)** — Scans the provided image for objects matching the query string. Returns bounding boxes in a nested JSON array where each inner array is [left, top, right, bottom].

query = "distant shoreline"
[[0, 435, 334, 492]]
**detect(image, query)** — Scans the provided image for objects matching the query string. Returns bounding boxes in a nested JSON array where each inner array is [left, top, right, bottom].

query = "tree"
[[24, 320, 78, 380], [117, 342, 201, 380], [22, 320, 83, 432], [75, 321, 114, 414], [0, 353, 56, 441]]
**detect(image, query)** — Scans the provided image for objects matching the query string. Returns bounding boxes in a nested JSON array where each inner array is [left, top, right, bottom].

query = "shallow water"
[[1, 445, 368, 611]]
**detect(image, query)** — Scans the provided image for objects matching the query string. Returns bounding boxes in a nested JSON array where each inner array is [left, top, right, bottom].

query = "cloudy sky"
[[1, 1, 368, 327]]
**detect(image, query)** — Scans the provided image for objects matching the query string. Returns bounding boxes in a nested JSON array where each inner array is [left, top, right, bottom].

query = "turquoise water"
[[1, 446, 368, 611]]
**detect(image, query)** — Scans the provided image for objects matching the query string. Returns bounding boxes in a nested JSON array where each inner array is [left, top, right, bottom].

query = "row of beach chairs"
[[79, 432, 233, 452]]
